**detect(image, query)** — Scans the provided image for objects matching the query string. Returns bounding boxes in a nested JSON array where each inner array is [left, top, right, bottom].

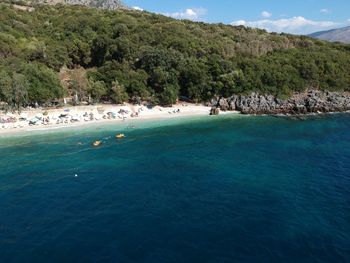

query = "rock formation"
[[211, 90, 350, 115]]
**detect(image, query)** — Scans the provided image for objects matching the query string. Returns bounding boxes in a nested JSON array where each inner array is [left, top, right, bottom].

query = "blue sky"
[[124, 0, 350, 34]]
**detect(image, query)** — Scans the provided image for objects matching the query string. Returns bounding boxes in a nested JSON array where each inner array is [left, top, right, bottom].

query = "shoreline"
[[2, 100, 348, 137], [0, 103, 239, 136]]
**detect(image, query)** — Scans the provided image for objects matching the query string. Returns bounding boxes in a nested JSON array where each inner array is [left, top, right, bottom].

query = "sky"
[[124, 0, 350, 35]]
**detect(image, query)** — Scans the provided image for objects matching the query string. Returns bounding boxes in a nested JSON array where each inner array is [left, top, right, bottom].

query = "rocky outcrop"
[[211, 90, 350, 115], [210, 107, 220, 115]]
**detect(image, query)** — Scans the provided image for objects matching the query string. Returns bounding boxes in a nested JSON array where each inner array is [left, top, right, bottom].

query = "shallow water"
[[0, 114, 349, 262]]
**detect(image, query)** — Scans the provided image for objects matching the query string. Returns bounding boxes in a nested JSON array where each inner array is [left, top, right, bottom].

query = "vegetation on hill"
[[1, 2, 350, 109], [18, 0, 126, 10]]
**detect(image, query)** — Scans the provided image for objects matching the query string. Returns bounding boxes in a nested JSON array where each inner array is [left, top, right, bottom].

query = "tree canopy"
[[0, 2, 350, 108]]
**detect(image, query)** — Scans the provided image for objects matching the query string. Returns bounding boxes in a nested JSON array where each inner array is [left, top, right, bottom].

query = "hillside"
[[309, 26, 350, 44], [1, 2, 350, 109], [10, 0, 125, 10]]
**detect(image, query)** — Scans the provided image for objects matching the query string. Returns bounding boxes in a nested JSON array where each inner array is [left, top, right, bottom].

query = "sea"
[[0, 114, 349, 262]]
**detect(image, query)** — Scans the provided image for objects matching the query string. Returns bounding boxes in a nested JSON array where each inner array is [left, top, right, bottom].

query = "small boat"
[[116, 133, 125, 139], [92, 140, 102, 147]]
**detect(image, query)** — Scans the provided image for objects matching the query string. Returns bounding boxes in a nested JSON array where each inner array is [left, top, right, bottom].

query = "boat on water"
[[92, 141, 102, 147], [116, 134, 125, 139]]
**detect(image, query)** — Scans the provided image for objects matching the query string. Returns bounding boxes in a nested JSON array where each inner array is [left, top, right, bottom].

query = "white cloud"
[[261, 11, 272, 18], [320, 8, 329, 14], [234, 20, 247, 26], [164, 8, 207, 21], [132, 6, 143, 11], [231, 16, 339, 35]]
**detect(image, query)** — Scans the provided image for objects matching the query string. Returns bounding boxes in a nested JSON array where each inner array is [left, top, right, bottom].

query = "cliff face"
[[211, 91, 350, 115], [18, 0, 126, 10]]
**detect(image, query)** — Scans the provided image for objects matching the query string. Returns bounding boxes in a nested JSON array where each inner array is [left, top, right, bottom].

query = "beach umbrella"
[[97, 107, 105, 114], [35, 113, 44, 119], [29, 117, 40, 124], [20, 113, 28, 119], [71, 114, 80, 121]]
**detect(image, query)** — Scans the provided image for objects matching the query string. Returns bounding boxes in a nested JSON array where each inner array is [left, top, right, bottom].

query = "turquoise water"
[[0, 114, 349, 262]]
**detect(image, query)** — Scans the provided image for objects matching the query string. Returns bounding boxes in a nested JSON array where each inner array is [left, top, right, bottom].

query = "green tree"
[[110, 80, 129, 104], [88, 80, 107, 102], [0, 70, 12, 104], [12, 73, 29, 110], [25, 63, 64, 104], [69, 68, 90, 103], [130, 70, 149, 97], [159, 84, 178, 106], [180, 59, 209, 102]]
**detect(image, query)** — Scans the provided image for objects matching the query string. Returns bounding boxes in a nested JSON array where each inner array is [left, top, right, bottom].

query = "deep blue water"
[[0, 114, 349, 263]]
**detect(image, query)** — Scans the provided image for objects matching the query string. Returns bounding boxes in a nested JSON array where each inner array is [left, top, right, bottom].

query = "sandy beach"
[[0, 103, 239, 136]]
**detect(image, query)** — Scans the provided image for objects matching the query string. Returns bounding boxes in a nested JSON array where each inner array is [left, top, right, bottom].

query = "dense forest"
[[1, 2, 350, 109]]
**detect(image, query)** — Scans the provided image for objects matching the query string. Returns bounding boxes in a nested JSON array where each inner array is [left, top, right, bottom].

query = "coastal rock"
[[210, 107, 220, 115], [228, 97, 237, 111], [210, 97, 219, 107], [218, 98, 229, 111], [211, 90, 350, 115]]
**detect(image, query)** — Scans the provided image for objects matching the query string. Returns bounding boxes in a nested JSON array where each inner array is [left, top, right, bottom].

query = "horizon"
[[124, 0, 350, 35]]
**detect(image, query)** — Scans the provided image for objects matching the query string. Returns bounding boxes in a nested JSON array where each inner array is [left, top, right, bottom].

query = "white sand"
[[0, 103, 239, 136]]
